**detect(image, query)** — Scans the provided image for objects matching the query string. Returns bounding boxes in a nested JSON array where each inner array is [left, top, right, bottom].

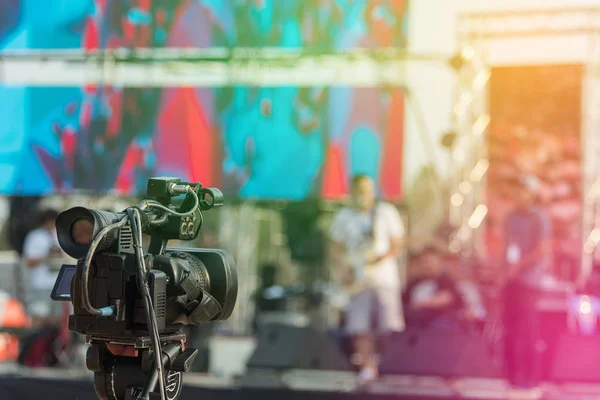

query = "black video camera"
[[51, 177, 238, 400]]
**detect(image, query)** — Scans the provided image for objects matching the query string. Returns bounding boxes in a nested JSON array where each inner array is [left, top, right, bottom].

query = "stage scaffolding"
[[455, 8, 600, 280]]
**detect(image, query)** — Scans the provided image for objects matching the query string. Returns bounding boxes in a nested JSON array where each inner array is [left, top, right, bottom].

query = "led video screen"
[[220, 86, 403, 201], [0, 85, 404, 200], [0, 0, 409, 200], [0, 85, 218, 195], [0, 0, 93, 50], [218, 86, 326, 200], [322, 87, 404, 200], [0, 0, 409, 50]]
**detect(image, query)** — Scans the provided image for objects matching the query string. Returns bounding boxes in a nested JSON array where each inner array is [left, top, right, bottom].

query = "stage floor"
[[1, 364, 600, 400]]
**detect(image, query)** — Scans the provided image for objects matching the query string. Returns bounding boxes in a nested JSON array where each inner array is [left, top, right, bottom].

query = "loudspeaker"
[[550, 334, 600, 382], [247, 324, 351, 371], [379, 329, 501, 378]]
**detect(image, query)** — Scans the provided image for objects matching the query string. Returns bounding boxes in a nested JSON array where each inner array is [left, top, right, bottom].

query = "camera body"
[[51, 177, 238, 400], [65, 248, 236, 341]]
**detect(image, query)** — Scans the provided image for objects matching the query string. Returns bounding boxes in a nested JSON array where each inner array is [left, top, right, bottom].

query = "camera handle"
[[87, 342, 198, 400]]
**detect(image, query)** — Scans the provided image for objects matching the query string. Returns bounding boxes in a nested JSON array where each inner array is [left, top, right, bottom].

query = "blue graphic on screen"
[[219, 87, 325, 200], [349, 127, 382, 179], [0, 0, 93, 50], [0, 0, 91, 194]]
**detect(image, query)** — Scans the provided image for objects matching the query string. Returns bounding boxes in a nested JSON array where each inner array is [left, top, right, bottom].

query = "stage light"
[[457, 227, 470, 241], [459, 181, 472, 194], [453, 93, 473, 117], [449, 240, 461, 253], [584, 241, 595, 254], [472, 114, 490, 136], [580, 296, 592, 315], [470, 159, 489, 182], [451, 193, 464, 207], [472, 70, 491, 91], [569, 294, 598, 335], [468, 205, 488, 230], [453, 148, 466, 163], [461, 47, 475, 62], [590, 228, 600, 244]]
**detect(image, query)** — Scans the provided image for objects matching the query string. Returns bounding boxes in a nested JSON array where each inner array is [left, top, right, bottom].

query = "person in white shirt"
[[22, 209, 63, 326], [328, 175, 405, 384]]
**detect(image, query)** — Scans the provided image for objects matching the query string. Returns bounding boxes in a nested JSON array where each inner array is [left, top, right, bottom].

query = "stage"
[[1, 365, 600, 400]]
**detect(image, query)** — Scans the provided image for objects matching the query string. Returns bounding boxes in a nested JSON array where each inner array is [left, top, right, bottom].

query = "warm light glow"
[[457, 227, 470, 241], [472, 114, 490, 136], [589, 228, 600, 245], [468, 204, 488, 230], [451, 193, 464, 207], [453, 104, 463, 118], [449, 240, 461, 253], [473, 69, 491, 91], [585, 180, 600, 202], [453, 148, 466, 163], [461, 46, 475, 61], [470, 159, 489, 182], [460, 93, 473, 107], [459, 181, 472, 194], [584, 241, 595, 254], [453, 93, 473, 117]]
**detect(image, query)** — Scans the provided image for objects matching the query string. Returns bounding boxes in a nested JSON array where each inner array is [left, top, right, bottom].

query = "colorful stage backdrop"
[[487, 64, 583, 281], [0, 0, 408, 200]]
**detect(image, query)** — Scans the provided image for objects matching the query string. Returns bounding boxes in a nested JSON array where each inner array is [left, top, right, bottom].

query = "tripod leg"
[[136, 365, 160, 400]]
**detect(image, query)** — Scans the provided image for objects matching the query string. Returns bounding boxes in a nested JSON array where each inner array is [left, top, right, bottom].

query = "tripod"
[[87, 333, 198, 400]]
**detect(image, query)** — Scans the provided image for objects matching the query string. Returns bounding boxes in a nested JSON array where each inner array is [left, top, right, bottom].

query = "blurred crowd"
[[487, 64, 582, 282]]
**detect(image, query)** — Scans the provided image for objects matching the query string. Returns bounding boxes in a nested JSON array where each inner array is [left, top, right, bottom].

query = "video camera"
[[51, 177, 238, 400]]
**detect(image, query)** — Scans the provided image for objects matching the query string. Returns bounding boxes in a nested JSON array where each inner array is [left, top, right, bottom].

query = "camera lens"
[[71, 217, 94, 246]]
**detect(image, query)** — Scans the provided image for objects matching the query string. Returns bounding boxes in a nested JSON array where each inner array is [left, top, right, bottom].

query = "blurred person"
[[329, 174, 405, 385], [404, 247, 464, 329], [22, 209, 63, 328], [503, 176, 552, 387], [451, 256, 487, 324]]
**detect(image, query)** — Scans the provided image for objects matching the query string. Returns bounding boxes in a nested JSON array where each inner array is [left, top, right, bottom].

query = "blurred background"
[[1, 0, 600, 399]]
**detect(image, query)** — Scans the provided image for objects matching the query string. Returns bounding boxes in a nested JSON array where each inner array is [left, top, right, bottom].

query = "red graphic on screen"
[[156, 88, 216, 187], [322, 144, 348, 198], [379, 92, 404, 199], [321, 88, 404, 201]]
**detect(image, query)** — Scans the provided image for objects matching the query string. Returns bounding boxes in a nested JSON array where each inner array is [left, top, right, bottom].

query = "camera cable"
[[130, 208, 167, 400], [141, 187, 200, 217], [81, 217, 129, 316]]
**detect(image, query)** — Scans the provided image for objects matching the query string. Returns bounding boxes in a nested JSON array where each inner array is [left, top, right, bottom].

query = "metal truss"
[[448, 24, 490, 258], [0, 48, 447, 87], [455, 8, 600, 279]]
